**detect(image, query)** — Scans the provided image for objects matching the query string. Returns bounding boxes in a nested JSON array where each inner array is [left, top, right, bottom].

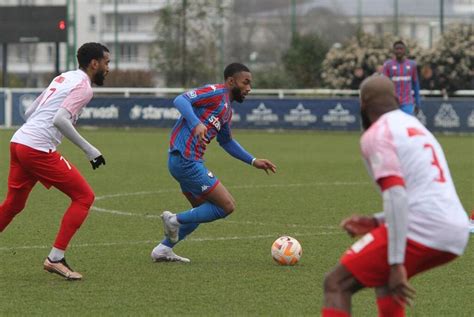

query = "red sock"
[[321, 307, 350, 317], [53, 201, 90, 250], [377, 296, 405, 317], [470, 210, 474, 220]]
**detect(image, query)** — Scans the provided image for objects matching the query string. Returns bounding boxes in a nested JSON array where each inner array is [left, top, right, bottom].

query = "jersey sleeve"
[[382, 62, 391, 77], [361, 121, 403, 182], [183, 85, 224, 108], [60, 80, 93, 116], [412, 61, 421, 105]]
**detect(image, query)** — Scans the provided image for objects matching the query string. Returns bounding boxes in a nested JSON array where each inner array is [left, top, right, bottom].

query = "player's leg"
[[322, 264, 364, 316], [324, 226, 396, 316], [50, 167, 94, 255], [175, 182, 235, 224], [161, 155, 230, 242], [151, 194, 201, 262], [24, 149, 94, 280], [0, 143, 37, 231], [164, 194, 202, 245], [375, 286, 405, 317]]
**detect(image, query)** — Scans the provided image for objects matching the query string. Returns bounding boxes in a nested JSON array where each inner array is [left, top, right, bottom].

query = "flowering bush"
[[322, 33, 422, 89], [419, 24, 474, 92]]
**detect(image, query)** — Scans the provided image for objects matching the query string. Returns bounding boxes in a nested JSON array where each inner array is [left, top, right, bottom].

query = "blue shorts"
[[400, 104, 415, 115], [168, 151, 219, 199]]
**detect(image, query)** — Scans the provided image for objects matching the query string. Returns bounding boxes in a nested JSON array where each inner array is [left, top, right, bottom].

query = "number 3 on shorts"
[[60, 156, 72, 170]]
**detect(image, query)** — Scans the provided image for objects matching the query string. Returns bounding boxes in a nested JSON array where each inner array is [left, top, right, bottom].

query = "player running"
[[382, 40, 421, 115], [0, 43, 110, 280], [321, 76, 469, 316], [151, 63, 276, 263]]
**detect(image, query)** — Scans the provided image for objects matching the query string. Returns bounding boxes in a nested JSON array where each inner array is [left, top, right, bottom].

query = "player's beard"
[[93, 70, 106, 86], [360, 109, 372, 130], [231, 86, 244, 103]]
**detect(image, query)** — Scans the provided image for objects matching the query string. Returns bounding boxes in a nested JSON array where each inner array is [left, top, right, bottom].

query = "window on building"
[[120, 44, 138, 62], [47, 44, 54, 60], [89, 15, 96, 31], [119, 15, 138, 32]]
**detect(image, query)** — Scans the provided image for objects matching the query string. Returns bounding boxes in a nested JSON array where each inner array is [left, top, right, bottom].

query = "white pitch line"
[[91, 206, 339, 230], [94, 181, 369, 201], [91, 181, 366, 229], [0, 231, 342, 252]]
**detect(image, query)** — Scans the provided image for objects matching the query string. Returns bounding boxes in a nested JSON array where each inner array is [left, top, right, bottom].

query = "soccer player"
[[0, 43, 110, 280], [382, 41, 421, 115], [321, 76, 469, 317], [151, 63, 277, 262]]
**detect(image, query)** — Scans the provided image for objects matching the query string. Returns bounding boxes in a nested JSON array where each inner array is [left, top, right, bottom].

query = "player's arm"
[[412, 63, 421, 107], [217, 125, 276, 174], [378, 176, 409, 265], [24, 91, 46, 120], [173, 94, 207, 143], [380, 176, 415, 305], [53, 108, 105, 169]]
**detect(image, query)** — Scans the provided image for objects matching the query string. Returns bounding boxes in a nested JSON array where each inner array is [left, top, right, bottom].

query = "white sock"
[[48, 247, 65, 262], [170, 214, 179, 226], [153, 243, 171, 254]]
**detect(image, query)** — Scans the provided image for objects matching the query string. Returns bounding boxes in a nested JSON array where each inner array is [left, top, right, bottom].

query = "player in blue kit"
[[151, 63, 277, 262], [383, 41, 421, 115]]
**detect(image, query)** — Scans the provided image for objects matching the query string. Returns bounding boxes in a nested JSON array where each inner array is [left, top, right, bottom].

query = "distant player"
[[151, 63, 277, 262], [0, 43, 110, 280], [321, 76, 469, 316], [383, 40, 421, 115]]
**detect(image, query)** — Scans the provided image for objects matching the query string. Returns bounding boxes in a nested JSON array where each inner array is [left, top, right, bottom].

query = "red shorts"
[[340, 226, 457, 287], [8, 142, 92, 194]]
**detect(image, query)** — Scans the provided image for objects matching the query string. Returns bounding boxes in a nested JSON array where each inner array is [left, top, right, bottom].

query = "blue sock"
[[161, 222, 199, 248], [176, 202, 227, 224]]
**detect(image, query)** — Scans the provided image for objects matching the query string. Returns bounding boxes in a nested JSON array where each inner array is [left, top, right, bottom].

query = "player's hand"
[[252, 158, 276, 175], [90, 155, 106, 170], [340, 215, 378, 237], [194, 123, 209, 144], [388, 264, 416, 306]]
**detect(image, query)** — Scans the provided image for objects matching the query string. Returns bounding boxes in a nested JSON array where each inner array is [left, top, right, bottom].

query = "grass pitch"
[[0, 128, 472, 316]]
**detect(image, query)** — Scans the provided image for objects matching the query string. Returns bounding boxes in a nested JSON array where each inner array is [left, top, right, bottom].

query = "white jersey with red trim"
[[11, 69, 93, 153], [361, 110, 469, 255]]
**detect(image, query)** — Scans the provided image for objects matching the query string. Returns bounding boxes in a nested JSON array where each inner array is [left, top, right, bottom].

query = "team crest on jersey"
[[186, 90, 197, 99], [406, 65, 411, 70]]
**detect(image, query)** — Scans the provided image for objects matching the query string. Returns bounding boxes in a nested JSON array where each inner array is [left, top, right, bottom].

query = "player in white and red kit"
[[0, 43, 110, 280], [321, 76, 469, 317]]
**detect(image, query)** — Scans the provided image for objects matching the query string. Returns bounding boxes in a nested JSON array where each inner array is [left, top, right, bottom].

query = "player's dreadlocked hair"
[[77, 42, 109, 70], [224, 63, 250, 79]]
